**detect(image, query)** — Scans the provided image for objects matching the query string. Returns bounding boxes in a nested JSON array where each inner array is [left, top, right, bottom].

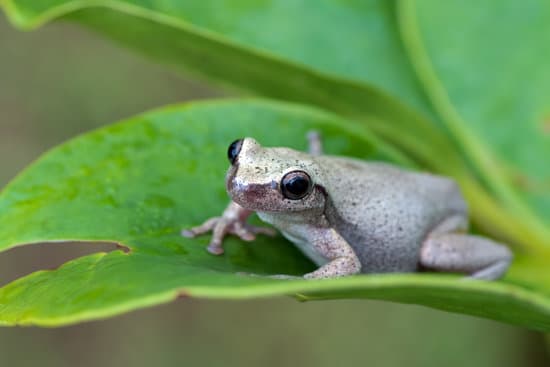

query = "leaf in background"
[[0, 0, 460, 172], [2, 0, 432, 114], [398, 0, 550, 226], [0, 99, 549, 330]]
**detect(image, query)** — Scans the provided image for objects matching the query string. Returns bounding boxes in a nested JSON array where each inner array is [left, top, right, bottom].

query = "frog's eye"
[[227, 139, 243, 165], [281, 170, 312, 200]]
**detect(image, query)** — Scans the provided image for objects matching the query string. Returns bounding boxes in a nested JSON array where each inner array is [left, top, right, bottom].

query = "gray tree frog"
[[183, 133, 512, 280]]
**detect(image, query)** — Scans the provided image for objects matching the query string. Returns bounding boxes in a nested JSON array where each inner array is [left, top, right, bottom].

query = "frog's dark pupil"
[[286, 177, 308, 195], [227, 139, 243, 165], [281, 171, 312, 200]]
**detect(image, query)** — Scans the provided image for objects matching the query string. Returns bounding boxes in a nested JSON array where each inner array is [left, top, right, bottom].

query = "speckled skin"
[[313, 158, 467, 273], [183, 135, 512, 280]]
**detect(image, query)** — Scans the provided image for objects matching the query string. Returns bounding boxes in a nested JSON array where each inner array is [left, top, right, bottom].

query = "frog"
[[182, 132, 512, 280]]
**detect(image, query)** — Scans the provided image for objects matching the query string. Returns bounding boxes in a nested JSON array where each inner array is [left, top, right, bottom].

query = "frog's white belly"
[[256, 211, 328, 267], [280, 231, 328, 267]]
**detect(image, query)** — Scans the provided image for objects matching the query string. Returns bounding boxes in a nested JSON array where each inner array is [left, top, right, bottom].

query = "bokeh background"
[[0, 15, 548, 367]]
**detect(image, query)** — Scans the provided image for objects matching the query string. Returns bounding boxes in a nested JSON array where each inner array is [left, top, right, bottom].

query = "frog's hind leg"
[[419, 216, 513, 280]]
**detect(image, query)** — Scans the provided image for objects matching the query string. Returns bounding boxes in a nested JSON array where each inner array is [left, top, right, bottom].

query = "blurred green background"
[[0, 15, 548, 367]]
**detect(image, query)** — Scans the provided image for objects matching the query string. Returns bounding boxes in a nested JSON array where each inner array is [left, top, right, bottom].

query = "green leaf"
[[397, 0, 550, 243], [2, 0, 431, 115], [1, 0, 447, 167], [2, 0, 548, 255], [0, 99, 549, 330]]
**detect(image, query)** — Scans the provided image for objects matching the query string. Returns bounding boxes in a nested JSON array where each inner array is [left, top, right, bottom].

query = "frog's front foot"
[[182, 201, 276, 255]]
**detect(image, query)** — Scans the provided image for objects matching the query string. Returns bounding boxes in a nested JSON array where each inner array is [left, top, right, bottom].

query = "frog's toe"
[[207, 243, 225, 255], [230, 223, 276, 241], [247, 225, 277, 237], [236, 272, 300, 280], [268, 274, 301, 280], [232, 222, 256, 241], [181, 217, 219, 237], [180, 229, 195, 238]]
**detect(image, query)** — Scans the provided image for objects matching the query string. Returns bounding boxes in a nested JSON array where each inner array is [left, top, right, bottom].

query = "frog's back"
[[317, 156, 467, 273]]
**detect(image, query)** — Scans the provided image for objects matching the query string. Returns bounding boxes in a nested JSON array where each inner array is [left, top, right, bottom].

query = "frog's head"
[[225, 138, 326, 213]]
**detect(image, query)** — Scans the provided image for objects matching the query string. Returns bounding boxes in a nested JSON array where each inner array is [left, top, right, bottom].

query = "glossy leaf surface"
[[0, 100, 548, 330]]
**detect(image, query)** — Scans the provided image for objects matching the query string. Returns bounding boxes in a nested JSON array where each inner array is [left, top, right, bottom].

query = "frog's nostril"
[[227, 139, 244, 165]]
